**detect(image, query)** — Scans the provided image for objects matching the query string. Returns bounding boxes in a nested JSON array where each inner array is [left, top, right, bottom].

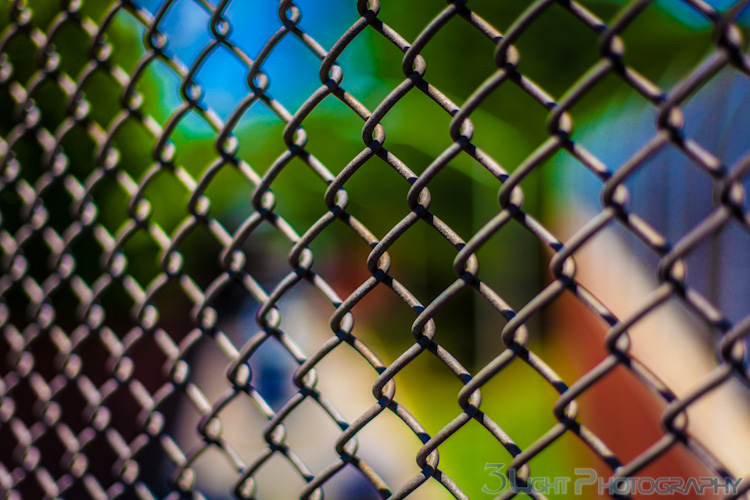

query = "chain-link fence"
[[2, 0, 750, 498]]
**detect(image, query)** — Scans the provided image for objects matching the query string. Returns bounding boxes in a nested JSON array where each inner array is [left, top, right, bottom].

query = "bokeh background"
[[2, 0, 750, 499]]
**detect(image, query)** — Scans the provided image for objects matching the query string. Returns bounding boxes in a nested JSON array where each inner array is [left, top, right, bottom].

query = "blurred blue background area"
[[661, 0, 750, 26], [561, 67, 750, 325], [130, 0, 376, 124]]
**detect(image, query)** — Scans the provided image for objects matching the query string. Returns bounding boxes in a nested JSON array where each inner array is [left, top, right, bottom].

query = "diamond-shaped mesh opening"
[[510, 2, 605, 98], [616, 1, 718, 81], [417, 14, 500, 103]]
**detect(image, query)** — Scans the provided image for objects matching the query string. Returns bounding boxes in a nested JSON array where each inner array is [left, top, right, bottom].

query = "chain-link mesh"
[[2, 0, 750, 498]]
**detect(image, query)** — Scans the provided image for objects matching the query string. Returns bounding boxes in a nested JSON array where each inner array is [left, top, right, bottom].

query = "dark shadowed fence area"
[[2, 0, 750, 498]]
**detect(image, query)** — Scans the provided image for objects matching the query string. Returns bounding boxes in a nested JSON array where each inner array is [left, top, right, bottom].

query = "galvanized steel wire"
[[1, 0, 750, 498]]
